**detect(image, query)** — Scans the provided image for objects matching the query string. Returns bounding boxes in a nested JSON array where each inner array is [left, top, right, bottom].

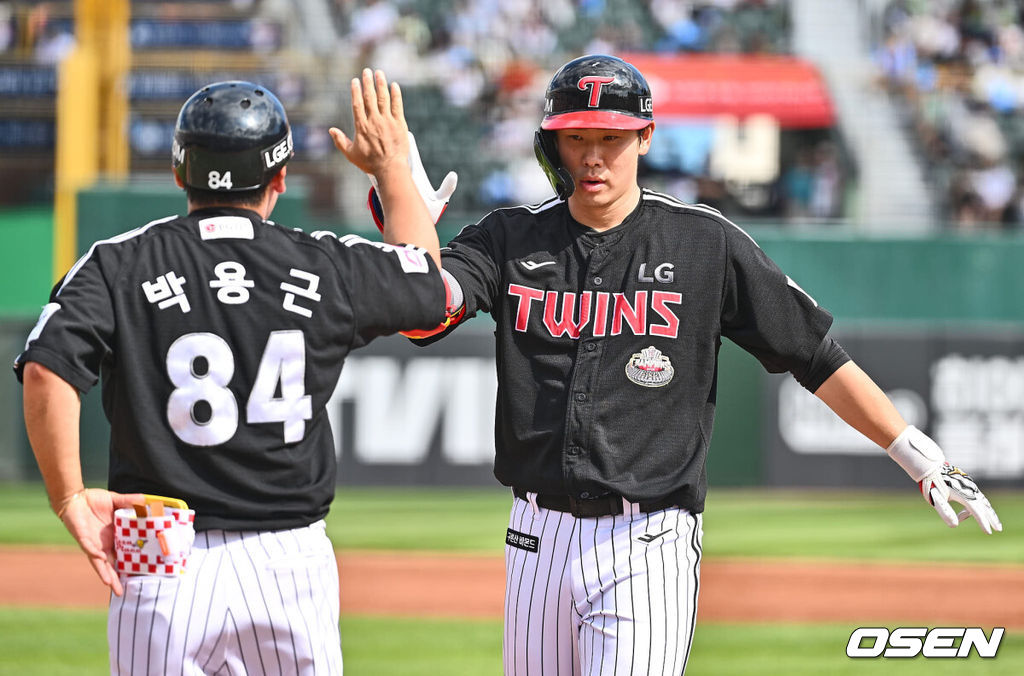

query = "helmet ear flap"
[[533, 129, 574, 200]]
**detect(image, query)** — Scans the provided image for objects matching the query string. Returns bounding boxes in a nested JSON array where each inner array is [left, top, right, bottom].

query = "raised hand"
[[329, 68, 409, 181]]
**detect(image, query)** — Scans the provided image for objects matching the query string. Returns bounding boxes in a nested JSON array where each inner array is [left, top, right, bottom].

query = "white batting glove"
[[886, 426, 1003, 534], [368, 131, 458, 231]]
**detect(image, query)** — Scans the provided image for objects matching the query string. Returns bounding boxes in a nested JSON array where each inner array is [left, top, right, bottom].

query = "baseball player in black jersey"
[[16, 70, 446, 674], [392, 55, 1004, 675]]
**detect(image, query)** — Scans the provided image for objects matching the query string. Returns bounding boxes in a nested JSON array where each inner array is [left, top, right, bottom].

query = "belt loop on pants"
[[526, 491, 541, 519], [621, 497, 637, 517]]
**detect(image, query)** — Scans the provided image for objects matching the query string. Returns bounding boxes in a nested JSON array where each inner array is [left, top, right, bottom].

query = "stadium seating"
[[873, 0, 1024, 229], [0, 0, 851, 224], [0, 0, 332, 208], [326, 0, 845, 222]]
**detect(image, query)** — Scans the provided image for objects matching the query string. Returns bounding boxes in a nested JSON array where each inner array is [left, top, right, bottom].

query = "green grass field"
[[1, 484, 1021, 674], [1, 610, 1021, 675]]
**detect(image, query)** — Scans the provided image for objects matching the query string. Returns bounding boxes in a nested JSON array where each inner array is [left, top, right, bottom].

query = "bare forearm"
[[813, 361, 906, 448], [375, 164, 442, 269], [22, 362, 85, 512]]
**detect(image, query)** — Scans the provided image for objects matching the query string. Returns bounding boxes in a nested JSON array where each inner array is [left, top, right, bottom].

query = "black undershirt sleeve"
[[798, 336, 851, 393]]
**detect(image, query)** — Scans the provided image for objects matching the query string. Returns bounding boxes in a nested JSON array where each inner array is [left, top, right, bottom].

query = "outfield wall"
[[2, 202, 1023, 487], [766, 326, 1024, 486]]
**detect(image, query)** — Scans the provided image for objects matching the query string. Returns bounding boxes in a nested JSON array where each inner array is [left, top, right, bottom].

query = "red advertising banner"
[[622, 53, 836, 128]]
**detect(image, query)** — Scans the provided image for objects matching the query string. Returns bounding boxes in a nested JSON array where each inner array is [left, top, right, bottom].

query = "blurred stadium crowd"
[[1, 0, 1022, 229], [328, 0, 843, 220], [875, 0, 1024, 230]]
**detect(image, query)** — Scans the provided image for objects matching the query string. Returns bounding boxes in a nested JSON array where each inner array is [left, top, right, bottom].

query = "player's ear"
[[638, 123, 655, 156], [173, 171, 185, 189], [269, 166, 287, 195]]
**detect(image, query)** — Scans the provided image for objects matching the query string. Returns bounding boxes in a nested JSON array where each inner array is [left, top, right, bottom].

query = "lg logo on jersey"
[[638, 262, 674, 283], [846, 627, 1003, 658]]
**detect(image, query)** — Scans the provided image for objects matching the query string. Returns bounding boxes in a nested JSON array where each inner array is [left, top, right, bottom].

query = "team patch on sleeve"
[[393, 246, 429, 274], [506, 528, 539, 553]]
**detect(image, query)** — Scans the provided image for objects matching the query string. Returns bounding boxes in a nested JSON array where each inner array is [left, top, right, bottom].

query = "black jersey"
[[420, 190, 839, 512], [15, 207, 445, 530]]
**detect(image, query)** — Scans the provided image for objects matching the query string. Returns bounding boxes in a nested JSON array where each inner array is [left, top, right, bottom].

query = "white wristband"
[[886, 425, 946, 482], [440, 268, 464, 310]]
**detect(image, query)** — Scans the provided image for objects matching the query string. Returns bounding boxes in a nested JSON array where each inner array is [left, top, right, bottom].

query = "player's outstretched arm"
[[328, 69, 441, 270], [814, 361, 1002, 534], [22, 362, 145, 595]]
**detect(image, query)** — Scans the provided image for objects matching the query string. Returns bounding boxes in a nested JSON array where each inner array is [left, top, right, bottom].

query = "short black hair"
[[184, 183, 269, 209]]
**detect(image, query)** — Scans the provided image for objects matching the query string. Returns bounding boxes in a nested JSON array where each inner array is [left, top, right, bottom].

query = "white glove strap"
[[886, 425, 946, 482], [368, 131, 457, 225]]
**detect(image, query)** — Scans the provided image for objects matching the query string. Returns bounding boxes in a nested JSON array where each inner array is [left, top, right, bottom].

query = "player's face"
[[556, 126, 653, 223]]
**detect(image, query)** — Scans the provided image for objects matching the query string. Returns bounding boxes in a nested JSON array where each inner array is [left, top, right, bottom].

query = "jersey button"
[[585, 343, 596, 352], [593, 276, 603, 285], [579, 491, 592, 499], [567, 445, 581, 455], [574, 393, 587, 402]]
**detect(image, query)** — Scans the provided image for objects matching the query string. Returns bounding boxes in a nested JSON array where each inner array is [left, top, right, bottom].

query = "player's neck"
[[183, 170, 284, 221], [568, 184, 641, 233], [187, 192, 277, 221]]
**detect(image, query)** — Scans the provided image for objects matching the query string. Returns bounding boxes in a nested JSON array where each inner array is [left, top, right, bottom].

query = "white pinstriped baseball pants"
[[504, 496, 703, 676], [108, 520, 343, 675]]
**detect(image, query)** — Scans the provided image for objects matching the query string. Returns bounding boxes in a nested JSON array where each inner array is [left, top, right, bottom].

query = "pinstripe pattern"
[[108, 521, 342, 675], [504, 497, 703, 675], [680, 512, 703, 675]]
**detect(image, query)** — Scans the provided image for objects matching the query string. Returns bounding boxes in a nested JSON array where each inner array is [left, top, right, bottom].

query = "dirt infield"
[[2, 547, 1022, 627]]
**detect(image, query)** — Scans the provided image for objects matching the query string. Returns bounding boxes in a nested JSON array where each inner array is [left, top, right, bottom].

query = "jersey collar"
[[566, 192, 645, 244], [188, 206, 266, 224]]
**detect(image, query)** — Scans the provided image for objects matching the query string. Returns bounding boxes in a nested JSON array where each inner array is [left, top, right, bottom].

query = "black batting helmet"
[[172, 81, 293, 193], [541, 54, 653, 130], [534, 55, 653, 200]]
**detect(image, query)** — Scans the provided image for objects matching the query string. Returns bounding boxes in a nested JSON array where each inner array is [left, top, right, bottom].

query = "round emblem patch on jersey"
[[625, 346, 674, 388]]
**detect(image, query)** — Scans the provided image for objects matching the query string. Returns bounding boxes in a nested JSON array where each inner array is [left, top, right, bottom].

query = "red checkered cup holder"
[[113, 496, 196, 576]]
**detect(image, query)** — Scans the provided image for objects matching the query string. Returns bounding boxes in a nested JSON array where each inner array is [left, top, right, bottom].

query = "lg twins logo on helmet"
[[577, 76, 615, 107], [263, 132, 293, 169]]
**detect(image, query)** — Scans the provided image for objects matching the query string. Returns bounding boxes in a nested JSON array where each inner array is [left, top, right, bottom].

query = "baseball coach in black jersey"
[[390, 54, 1004, 675], [16, 70, 448, 674]]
